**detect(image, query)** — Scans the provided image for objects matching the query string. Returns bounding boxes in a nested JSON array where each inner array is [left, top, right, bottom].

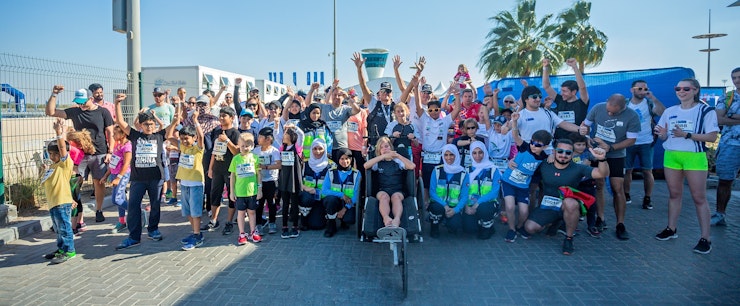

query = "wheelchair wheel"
[[399, 235, 408, 298]]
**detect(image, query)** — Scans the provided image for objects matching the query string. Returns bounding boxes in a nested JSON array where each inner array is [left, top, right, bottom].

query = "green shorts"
[[663, 150, 708, 171]]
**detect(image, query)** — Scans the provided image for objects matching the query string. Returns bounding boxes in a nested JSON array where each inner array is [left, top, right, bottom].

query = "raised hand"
[[52, 85, 65, 94], [416, 56, 426, 72], [542, 58, 550, 67], [311, 82, 320, 90], [351, 52, 365, 69], [483, 82, 493, 95], [566, 58, 578, 69], [115, 93, 126, 103], [235, 77, 242, 85], [393, 55, 402, 69], [589, 147, 606, 160]]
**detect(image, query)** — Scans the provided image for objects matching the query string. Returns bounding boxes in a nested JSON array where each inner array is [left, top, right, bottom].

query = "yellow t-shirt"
[[41, 155, 74, 208], [175, 144, 204, 184]]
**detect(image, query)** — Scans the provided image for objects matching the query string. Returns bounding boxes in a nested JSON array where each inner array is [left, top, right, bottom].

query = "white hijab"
[[307, 138, 328, 173], [468, 141, 494, 183], [442, 144, 465, 174]]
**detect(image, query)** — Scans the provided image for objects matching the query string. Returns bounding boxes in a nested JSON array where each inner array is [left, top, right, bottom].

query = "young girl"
[[254, 127, 281, 234], [66, 129, 95, 234], [428, 144, 469, 238], [364, 136, 415, 227], [321, 148, 361, 237], [453, 118, 486, 167], [100, 125, 132, 234], [278, 127, 303, 238], [229, 133, 263, 244], [384, 103, 419, 160], [454, 64, 472, 89], [298, 104, 331, 160]]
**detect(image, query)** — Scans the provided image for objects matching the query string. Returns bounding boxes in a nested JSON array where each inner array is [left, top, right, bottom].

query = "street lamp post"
[[692, 9, 726, 87], [333, 0, 337, 82]]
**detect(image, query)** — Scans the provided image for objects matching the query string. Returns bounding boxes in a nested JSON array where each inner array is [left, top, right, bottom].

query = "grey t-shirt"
[[584, 102, 641, 158], [317, 103, 353, 149]]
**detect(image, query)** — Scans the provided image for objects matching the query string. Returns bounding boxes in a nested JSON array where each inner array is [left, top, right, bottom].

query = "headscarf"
[[335, 148, 354, 171], [308, 138, 329, 174], [468, 141, 494, 183], [441, 144, 465, 174], [298, 103, 326, 133]]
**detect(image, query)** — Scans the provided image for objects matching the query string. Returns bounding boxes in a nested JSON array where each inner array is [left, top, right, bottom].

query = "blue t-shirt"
[[501, 141, 546, 188]]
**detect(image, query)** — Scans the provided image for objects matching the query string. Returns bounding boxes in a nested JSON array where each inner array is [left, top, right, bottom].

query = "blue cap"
[[240, 108, 254, 118], [493, 115, 506, 125], [72, 89, 89, 104]]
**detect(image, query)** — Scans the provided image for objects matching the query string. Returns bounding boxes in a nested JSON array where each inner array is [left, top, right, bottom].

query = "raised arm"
[[542, 58, 557, 99], [307, 82, 320, 105], [166, 100, 182, 139], [401, 74, 419, 104], [484, 83, 500, 115], [233, 78, 244, 116], [510, 111, 523, 146], [193, 109, 205, 150], [392, 55, 406, 93], [46, 85, 68, 118], [53, 118, 67, 157], [113, 93, 131, 135], [645, 90, 666, 116], [212, 85, 227, 108], [351, 52, 371, 106], [448, 90, 462, 119], [566, 58, 589, 104]]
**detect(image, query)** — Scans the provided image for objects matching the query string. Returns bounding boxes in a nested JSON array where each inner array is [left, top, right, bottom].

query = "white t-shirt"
[[657, 103, 719, 152], [516, 107, 563, 142], [487, 127, 514, 160], [419, 112, 454, 153], [252, 145, 281, 181], [628, 98, 655, 145]]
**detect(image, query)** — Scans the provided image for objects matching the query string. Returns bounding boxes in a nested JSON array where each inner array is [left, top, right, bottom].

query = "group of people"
[[38, 54, 739, 262]]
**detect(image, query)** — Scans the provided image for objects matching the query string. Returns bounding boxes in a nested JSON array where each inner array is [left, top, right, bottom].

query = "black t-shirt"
[[128, 129, 166, 181], [64, 106, 114, 155], [537, 162, 593, 197], [392, 123, 415, 159], [453, 135, 486, 166], [552, 94, 588, 139], [210, 127, 241, 174]]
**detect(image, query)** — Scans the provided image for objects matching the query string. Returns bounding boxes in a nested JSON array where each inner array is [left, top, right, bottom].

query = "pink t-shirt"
[[347, 109, 367, 151], [110, 141, 132, 175], [69, 145, 84, 166], [97, 101, 117, 121]]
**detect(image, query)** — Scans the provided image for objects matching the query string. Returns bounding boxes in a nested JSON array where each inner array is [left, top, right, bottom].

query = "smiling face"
[[309, 107, 321, 121], [554, 143, 574, 165], [312, 144, 325, 159], [674, 80, 698, 103], [338, 154, 352, 168], [443, 150, 456, 165], [472, 147, 484, 163], [179, 134, 195, 147], [631, 81, 648, 100]]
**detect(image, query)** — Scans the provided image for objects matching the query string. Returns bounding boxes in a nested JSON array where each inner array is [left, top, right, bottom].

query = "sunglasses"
[[633, 87, 649, 91], [527, 94, 542, 100], [674, 86, 695, 92], [154, 93, 164, 97], [555, 148, 573, 156], [187, 102, 196, 105], [504, 100, 514, 103], [428, 108, 441, 113], [247, 104, 258, 108], [530, 141, 545, 148], [466, 126, 478, 130], [225, 96, 233, 99]]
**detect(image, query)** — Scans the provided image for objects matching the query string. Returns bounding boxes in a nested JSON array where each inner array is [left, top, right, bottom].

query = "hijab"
[[335, 148, 354, 172], [308, 138, 329, 174], [468, 141, 494, 183], [441, 144, 465, 174], [299, 103, 326, 132]]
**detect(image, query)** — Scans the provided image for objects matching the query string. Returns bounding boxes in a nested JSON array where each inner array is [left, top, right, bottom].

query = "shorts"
[[79, 154, 108, 180], [606, 157, 625, 178], [625, 144, 654, 170], [528, 207, 562, 227], [421, 158, 442, 190], [236, 196, 258, 211], [501, 181, 530, 205], [180, 184, 204, 217], [163, 164, 170, 181], [715, 144, 740, 180], [664, 150, 708, 171], [378, 187, 403, 197], [168, 159, 179, 180]]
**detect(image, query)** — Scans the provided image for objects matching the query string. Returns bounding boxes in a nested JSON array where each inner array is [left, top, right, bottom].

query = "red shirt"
[[449, 102, 481, 136]]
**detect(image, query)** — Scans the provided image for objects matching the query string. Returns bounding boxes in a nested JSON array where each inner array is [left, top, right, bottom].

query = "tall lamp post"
[[692, 9, 726, 87], [332, 0, 337, 82]]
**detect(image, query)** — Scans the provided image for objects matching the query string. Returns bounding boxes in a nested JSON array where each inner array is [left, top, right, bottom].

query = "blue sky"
[[2, 0, 738, 91]]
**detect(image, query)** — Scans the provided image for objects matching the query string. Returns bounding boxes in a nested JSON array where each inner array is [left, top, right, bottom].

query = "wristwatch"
[[685, 133, 692, 140]]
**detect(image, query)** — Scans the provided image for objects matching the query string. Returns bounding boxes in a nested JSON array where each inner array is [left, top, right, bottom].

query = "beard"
[[555, 158, 570, 166]]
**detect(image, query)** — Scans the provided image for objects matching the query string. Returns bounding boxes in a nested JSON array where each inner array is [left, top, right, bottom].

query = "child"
[[42, 118, 76, 264], [384, 103, 419, 160], [165, 135, 181, 206], [321, 148, 361, 237], [278, 127, 303, 238], [364, 136, 415, 227], [229, 133, 263, 244], [100, 125, 132, 234], [454, 64, 472, 89], [453, 118, 486, 167], [253, 127, 281, 234], [568, 133, 600, 238], [500, 111, 551, 243], [205, 107, 240, 235], [171, 108, 206, 250], [66, 129, 95, 234], [486, 115, 515, 173]]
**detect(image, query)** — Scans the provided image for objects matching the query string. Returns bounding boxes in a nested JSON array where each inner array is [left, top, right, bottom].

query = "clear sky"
[[2, 0, 738, 91]]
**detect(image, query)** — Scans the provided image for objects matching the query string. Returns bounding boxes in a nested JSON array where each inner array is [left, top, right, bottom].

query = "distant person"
[[88, 83, 116, 121], [542, 58, 590, 140], [711, 67, 740, 226], [453, 64, 472, 89]]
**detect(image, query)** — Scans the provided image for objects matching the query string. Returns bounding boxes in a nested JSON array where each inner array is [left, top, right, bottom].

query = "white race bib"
[[540, 195, 563, 211], [168, 151, 180, 159], [179, 154, 195, 169], [236, 163, 256, 178], [135, 139, 158, 168], [595, 125, 617, 143], [347, 121, 359, 133], [213, 141, 228, 156], [492, 158, 508, 173], [281, 151, 295, 166], [286, 119, 300, 126], [509, 169, 527, 184], [109, 154, 122, 169], [327, 120, 342, 132], [41, 168, 54, 184], [558, 111, 576, 124], [669, 119, 696, 133], [422, 151, 442, 164]]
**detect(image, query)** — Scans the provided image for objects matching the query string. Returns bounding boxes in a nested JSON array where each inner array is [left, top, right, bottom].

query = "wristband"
[[55, 135, 63, 140], [484, 94, 493, 98], [51, 93, 58, 97], [685, 133, 692, 140]]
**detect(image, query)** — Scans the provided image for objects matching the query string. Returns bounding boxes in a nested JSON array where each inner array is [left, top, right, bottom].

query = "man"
[[522, 140, 609, 255], [147, 87, 176, 129], [624, 80, 665, 209], [512, 86, 580, 143], [46, 85, 114, 223], [176, 87, 188, 106], [308, 81, 361, 161], [352, 52, 395, 148], [712, 67, 740, 226], [582, 94, 640, 240], [543, 58, 590, 140], [89, 83, 116, 121]]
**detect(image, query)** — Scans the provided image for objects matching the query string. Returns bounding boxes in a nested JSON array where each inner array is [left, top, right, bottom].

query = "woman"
[[653, 78, 718, 254], [298, 104, 332, 160], [321, 148, 361, 237], [466, 141, 502, 240], [428, 144, 470, 238], [298, 139, 332, 231]]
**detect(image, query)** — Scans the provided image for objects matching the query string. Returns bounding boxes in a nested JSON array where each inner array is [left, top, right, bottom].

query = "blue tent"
[[1, 83, 26, 112]]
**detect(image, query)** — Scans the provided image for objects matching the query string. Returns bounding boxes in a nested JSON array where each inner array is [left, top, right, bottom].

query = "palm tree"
[[478, 0, 562, 79], [554, 1, 608, 72]]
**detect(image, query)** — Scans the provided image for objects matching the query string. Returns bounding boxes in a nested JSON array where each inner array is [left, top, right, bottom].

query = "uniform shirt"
[[176, 144, 204, 186], [128, 129, 166, 181], [584, 102, 641, 158], [253, 145, 280, 182], [627, 98, 656, 145], [552, 95, 588, 139], [229, 152, 260, 197], [716, 91, 740, 146], [41, 154, 74, 208], [418, 112, 454, 154], [658, 103, 719, 152], [516, 107, 563, 142]]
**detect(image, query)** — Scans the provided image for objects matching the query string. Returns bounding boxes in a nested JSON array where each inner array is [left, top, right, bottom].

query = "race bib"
[[509, 169, 527, 185], [422, 151, 442, 164], [168, 151, 180, 159], [347, 121, 359, 133], [540, 195, 563, 211], [595, 125, 617, 143], [109, 154, 122, 169], [286, 119, 300, 126], [135, 139, 158, 168], [179, 154, 195, 169], [236, 163, 255, 178], [259, 155, 272, 165], [213, 141, 228, 156], [669, 119, 696, 133], [41, 168, 54, 184], [281, 151, 295, 166], [327, 121, 342, 132], [558, 111, 576, 124], [492, 158, 508, 172]]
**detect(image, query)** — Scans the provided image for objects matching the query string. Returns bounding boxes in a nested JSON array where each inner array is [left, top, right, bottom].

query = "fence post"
[[0, 105, 4, 206]]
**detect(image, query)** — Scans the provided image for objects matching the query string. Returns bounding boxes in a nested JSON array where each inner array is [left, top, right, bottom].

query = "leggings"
[[281, 191, 300, 227], [256, 181, 278, 224]]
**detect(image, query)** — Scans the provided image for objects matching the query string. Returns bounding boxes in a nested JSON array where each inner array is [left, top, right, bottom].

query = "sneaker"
[[167, 198, 178, 206], [111, 222, 127, 234], [95, 210, 105, 222], [254, 225, 264, 237], [517, 227, 530, 240], [203, 220, 220, 232], [595, 217, 607, 232], [281, 228, 290, 239], [182, 234, 204, 250], [44, 249, 62, 260], [115, 238, 140, 250], [710, 212, 726, 226], [616, 223, 630, 240], [181, 234, 194, 245], [587, 227, 601, 238], [237, 233, 248, 245], [642, 197, 654, 210], [693, 238, 712, 254], [249, 231, 262, 243], [505, 229, 517, 243], [268, 223, 277, 234], [76, 222, 88, 232], [222, 222, 233, 235], [430, 223, 440, 238], [625, 193, 632, 204], [655, 227, 678, 241], [50, 251, 76, 264], [562, 237, 574, 255], [165, 189, 173, 200], [147, 230, 163, 241], [289, 228, 299, 238]]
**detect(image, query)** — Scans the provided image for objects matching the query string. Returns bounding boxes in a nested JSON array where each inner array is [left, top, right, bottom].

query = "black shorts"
[[236, 196, 258, 211], [378, 187, 404, 197], [528, 207, 562, 227], [607, 157, 625, 178]]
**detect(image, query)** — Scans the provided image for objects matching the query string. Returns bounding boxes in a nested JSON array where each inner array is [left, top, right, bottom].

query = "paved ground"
[[1, 180, 739, 305]]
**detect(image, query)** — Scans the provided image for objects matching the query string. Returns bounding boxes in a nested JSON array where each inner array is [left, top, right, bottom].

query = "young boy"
[[43, 118, 76, 264], [204, 107, 240, 234], [229, 133, 263, 244], [253, 127, 281, 234], [170, 109, 206, 251]]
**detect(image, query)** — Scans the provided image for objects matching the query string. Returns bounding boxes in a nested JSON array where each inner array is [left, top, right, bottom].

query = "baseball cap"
[[259, 127, 274, 136], [250, 88, 259, 93], [379, 82, 392, 92], [493, 115, 507, 125], [240, 108, 254, 118], [421, 84, 433, 93], [153, 87, 166, 94], [196, 95, 209, 104], [266, 100, 282, 109], [72, 89, 89, 104], [313, 93, 325, 101], [296, 90, 307, 99], [503, 94, 515, 102]]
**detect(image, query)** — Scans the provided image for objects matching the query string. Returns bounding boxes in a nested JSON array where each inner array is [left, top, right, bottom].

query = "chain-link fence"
[[0, 53, 137, 209]]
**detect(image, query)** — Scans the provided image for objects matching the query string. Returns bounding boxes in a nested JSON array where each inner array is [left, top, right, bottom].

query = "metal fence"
[[0, 53, 138, 208]]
